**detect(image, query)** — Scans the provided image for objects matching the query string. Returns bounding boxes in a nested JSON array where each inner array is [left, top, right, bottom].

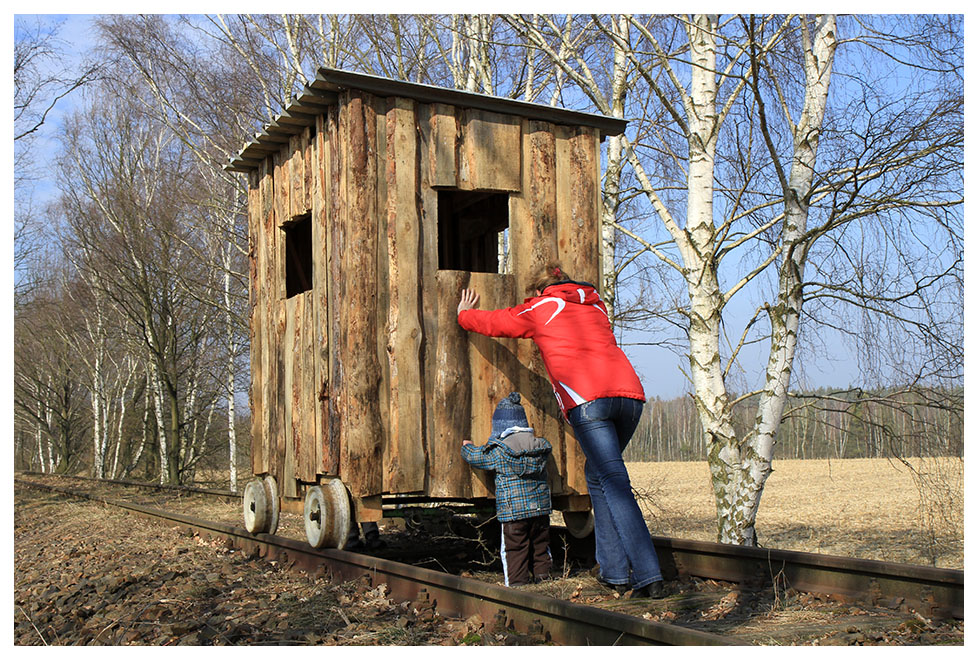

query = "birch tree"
[[515, 13, 961, 544]]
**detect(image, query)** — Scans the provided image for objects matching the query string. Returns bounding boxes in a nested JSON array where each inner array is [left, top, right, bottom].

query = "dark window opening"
[[437, 190, 510, 273], [283, 213, 313, 298]]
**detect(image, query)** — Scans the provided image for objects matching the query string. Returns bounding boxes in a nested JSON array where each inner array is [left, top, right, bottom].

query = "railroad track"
[[15, 476, 728, 645], [17, 474, 963, 626]]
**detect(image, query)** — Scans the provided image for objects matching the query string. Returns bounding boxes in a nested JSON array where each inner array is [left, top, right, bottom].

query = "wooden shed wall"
[[248, 90, 601, 504]]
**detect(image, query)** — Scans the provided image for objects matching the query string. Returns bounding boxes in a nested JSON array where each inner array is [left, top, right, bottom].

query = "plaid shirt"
[[461, 427, 552, 522]]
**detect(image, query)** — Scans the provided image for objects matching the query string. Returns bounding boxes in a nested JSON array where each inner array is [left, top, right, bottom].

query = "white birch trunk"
[[109, 363, 133, 480], [149, 361, 169, 485], [44, 400, 55, 473], [34, 385, 46, 473], [671, 14, 745, 543], [727, 15, 837, 545], [224, 238, 239, 492], [600, 15, 630, 323], [123, 371, 151, 478], [89, 314, 106, 479]]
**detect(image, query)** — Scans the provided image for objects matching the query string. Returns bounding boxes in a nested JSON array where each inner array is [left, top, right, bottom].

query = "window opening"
[[283, 213, 313, 298], [437, 190, 510, 273]]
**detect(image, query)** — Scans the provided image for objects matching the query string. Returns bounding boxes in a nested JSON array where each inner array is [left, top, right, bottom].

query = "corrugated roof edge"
[[225, 67, 627, 173]]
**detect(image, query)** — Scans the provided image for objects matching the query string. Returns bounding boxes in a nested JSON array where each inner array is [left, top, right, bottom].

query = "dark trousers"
[[501, 515, 552, 586]]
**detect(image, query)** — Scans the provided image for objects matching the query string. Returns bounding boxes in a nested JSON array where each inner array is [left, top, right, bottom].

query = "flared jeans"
[[567, 397, 663, 589]]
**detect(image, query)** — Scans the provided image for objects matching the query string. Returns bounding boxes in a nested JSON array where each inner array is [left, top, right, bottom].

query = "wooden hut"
[[227, 68, 627, 547]]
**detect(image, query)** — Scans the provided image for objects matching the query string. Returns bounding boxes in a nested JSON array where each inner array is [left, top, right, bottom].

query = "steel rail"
[[16, 477, 730, 646], [19, 473, 963, 620], [18, 471, 238, 499], [650, 535, 963, 620]]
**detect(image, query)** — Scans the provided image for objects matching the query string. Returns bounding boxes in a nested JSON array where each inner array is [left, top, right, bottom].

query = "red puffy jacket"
[[457, 281, 646, 414]]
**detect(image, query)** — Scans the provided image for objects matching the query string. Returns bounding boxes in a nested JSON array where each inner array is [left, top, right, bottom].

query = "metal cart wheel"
[[262, 475, 280, 536], [304, 478, 351, 549], [562, 510, 595, 538], [243, 478, 269, 534]]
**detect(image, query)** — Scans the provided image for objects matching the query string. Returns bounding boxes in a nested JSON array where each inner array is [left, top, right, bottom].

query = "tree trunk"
[[600, 15, 629, 322], [707, 15, 837, 545]]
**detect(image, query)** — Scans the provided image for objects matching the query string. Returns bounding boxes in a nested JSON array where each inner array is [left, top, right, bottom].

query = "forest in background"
[[625, 386, 963, 463]]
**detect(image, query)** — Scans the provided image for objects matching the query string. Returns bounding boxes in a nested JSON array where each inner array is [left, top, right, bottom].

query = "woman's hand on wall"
[[457, 288, 480, 315]]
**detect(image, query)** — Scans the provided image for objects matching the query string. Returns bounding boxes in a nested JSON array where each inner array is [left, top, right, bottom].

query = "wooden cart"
[[227, 68, 626, 547]]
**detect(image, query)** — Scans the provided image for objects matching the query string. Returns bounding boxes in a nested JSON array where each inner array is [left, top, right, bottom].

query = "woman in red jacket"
[[457, 263, 664, 598]]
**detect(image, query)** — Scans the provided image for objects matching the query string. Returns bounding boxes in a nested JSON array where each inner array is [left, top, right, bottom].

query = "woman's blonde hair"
[[527, 262, 572, 295]]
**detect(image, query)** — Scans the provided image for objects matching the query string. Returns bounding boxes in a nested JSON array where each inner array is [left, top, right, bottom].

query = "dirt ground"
[[623, 457, 964, 569], [14, 468, 965, 646]]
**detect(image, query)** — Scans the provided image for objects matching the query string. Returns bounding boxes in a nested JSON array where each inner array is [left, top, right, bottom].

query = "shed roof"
[[225, 67, 627, 173]]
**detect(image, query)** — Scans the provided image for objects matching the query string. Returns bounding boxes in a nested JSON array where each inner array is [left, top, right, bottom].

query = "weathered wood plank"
[[324, 103, 343, 477], [465, 272, 520, 498], [416, 104, 440, 497], [339, 91, 384, 498], [259, 159, 276, 477], [269, 151, 288, 485], [301, 292, 317, 482], [283, 295, 297, 497], [312, 113, 327, 477], [458, 109, 521, 192], [556, 125, 601, 495], [431, 270, 473, 497], [511, 120, 563, 489], [429, 104, 458, 187], [302, 125, 314, 214], [247, 168, 264, 477], [374, 96, 392, 498], [385, 97, 426, 494]]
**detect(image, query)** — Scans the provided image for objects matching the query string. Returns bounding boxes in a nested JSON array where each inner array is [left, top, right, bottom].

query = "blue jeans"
[[567, 397, 662, 589]]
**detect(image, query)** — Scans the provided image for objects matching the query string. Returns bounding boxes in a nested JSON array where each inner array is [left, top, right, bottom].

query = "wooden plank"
[[269, 151, 288, 485], [247, 168, 264, 478], [509, 119, 563, 494], [300, 291, 317, 482], [259, 159, 276, 477], [283, 295, 297, 497], [289, 134, 302, 218], [374, 95, 391, 498], [556, 125, 601, 495], [302, 125, 314, 214], [384, 96, 426, 494], [431, 270, 473, 497], [324, 103, 343, 477], [465, 272, 519, 498], [416, 104, 440, 497], [311, 113, 330, 478], [458, 109, 521, 192], [338, 91, 384, 498], [429, 104, 458, 187]]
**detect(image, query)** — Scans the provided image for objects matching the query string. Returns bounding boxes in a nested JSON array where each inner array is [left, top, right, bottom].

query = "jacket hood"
[[530, 281, 601, 306], [486, 429, 552, 476]]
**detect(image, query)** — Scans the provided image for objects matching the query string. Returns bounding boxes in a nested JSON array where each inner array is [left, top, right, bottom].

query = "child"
[[461, 392, 553, 587]]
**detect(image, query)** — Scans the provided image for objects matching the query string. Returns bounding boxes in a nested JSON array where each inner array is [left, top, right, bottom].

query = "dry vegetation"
[[625, 458, 963, 569]]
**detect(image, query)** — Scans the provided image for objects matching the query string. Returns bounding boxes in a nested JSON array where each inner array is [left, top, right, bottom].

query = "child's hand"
[[457, 289, 480, 315], [462, 440, 473, 446]]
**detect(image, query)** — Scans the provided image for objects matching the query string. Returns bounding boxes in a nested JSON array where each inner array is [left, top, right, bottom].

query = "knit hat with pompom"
[[489, 392, 530, 441]]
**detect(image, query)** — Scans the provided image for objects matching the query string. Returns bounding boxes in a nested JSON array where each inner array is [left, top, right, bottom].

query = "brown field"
[[624, 457, 963, 569]]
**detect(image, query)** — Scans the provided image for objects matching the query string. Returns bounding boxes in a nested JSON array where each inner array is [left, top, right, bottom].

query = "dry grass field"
[[624, 457, 963, 569]]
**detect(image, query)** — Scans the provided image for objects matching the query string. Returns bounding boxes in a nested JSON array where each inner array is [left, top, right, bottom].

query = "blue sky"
[[11, 13, 959, 401]]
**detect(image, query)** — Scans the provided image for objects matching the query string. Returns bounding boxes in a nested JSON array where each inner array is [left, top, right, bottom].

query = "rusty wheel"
[[243, 478, 269, 534], [562, 510, 594, 538], [304, 479, 351, 549], [262, 475, 280, 536]]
